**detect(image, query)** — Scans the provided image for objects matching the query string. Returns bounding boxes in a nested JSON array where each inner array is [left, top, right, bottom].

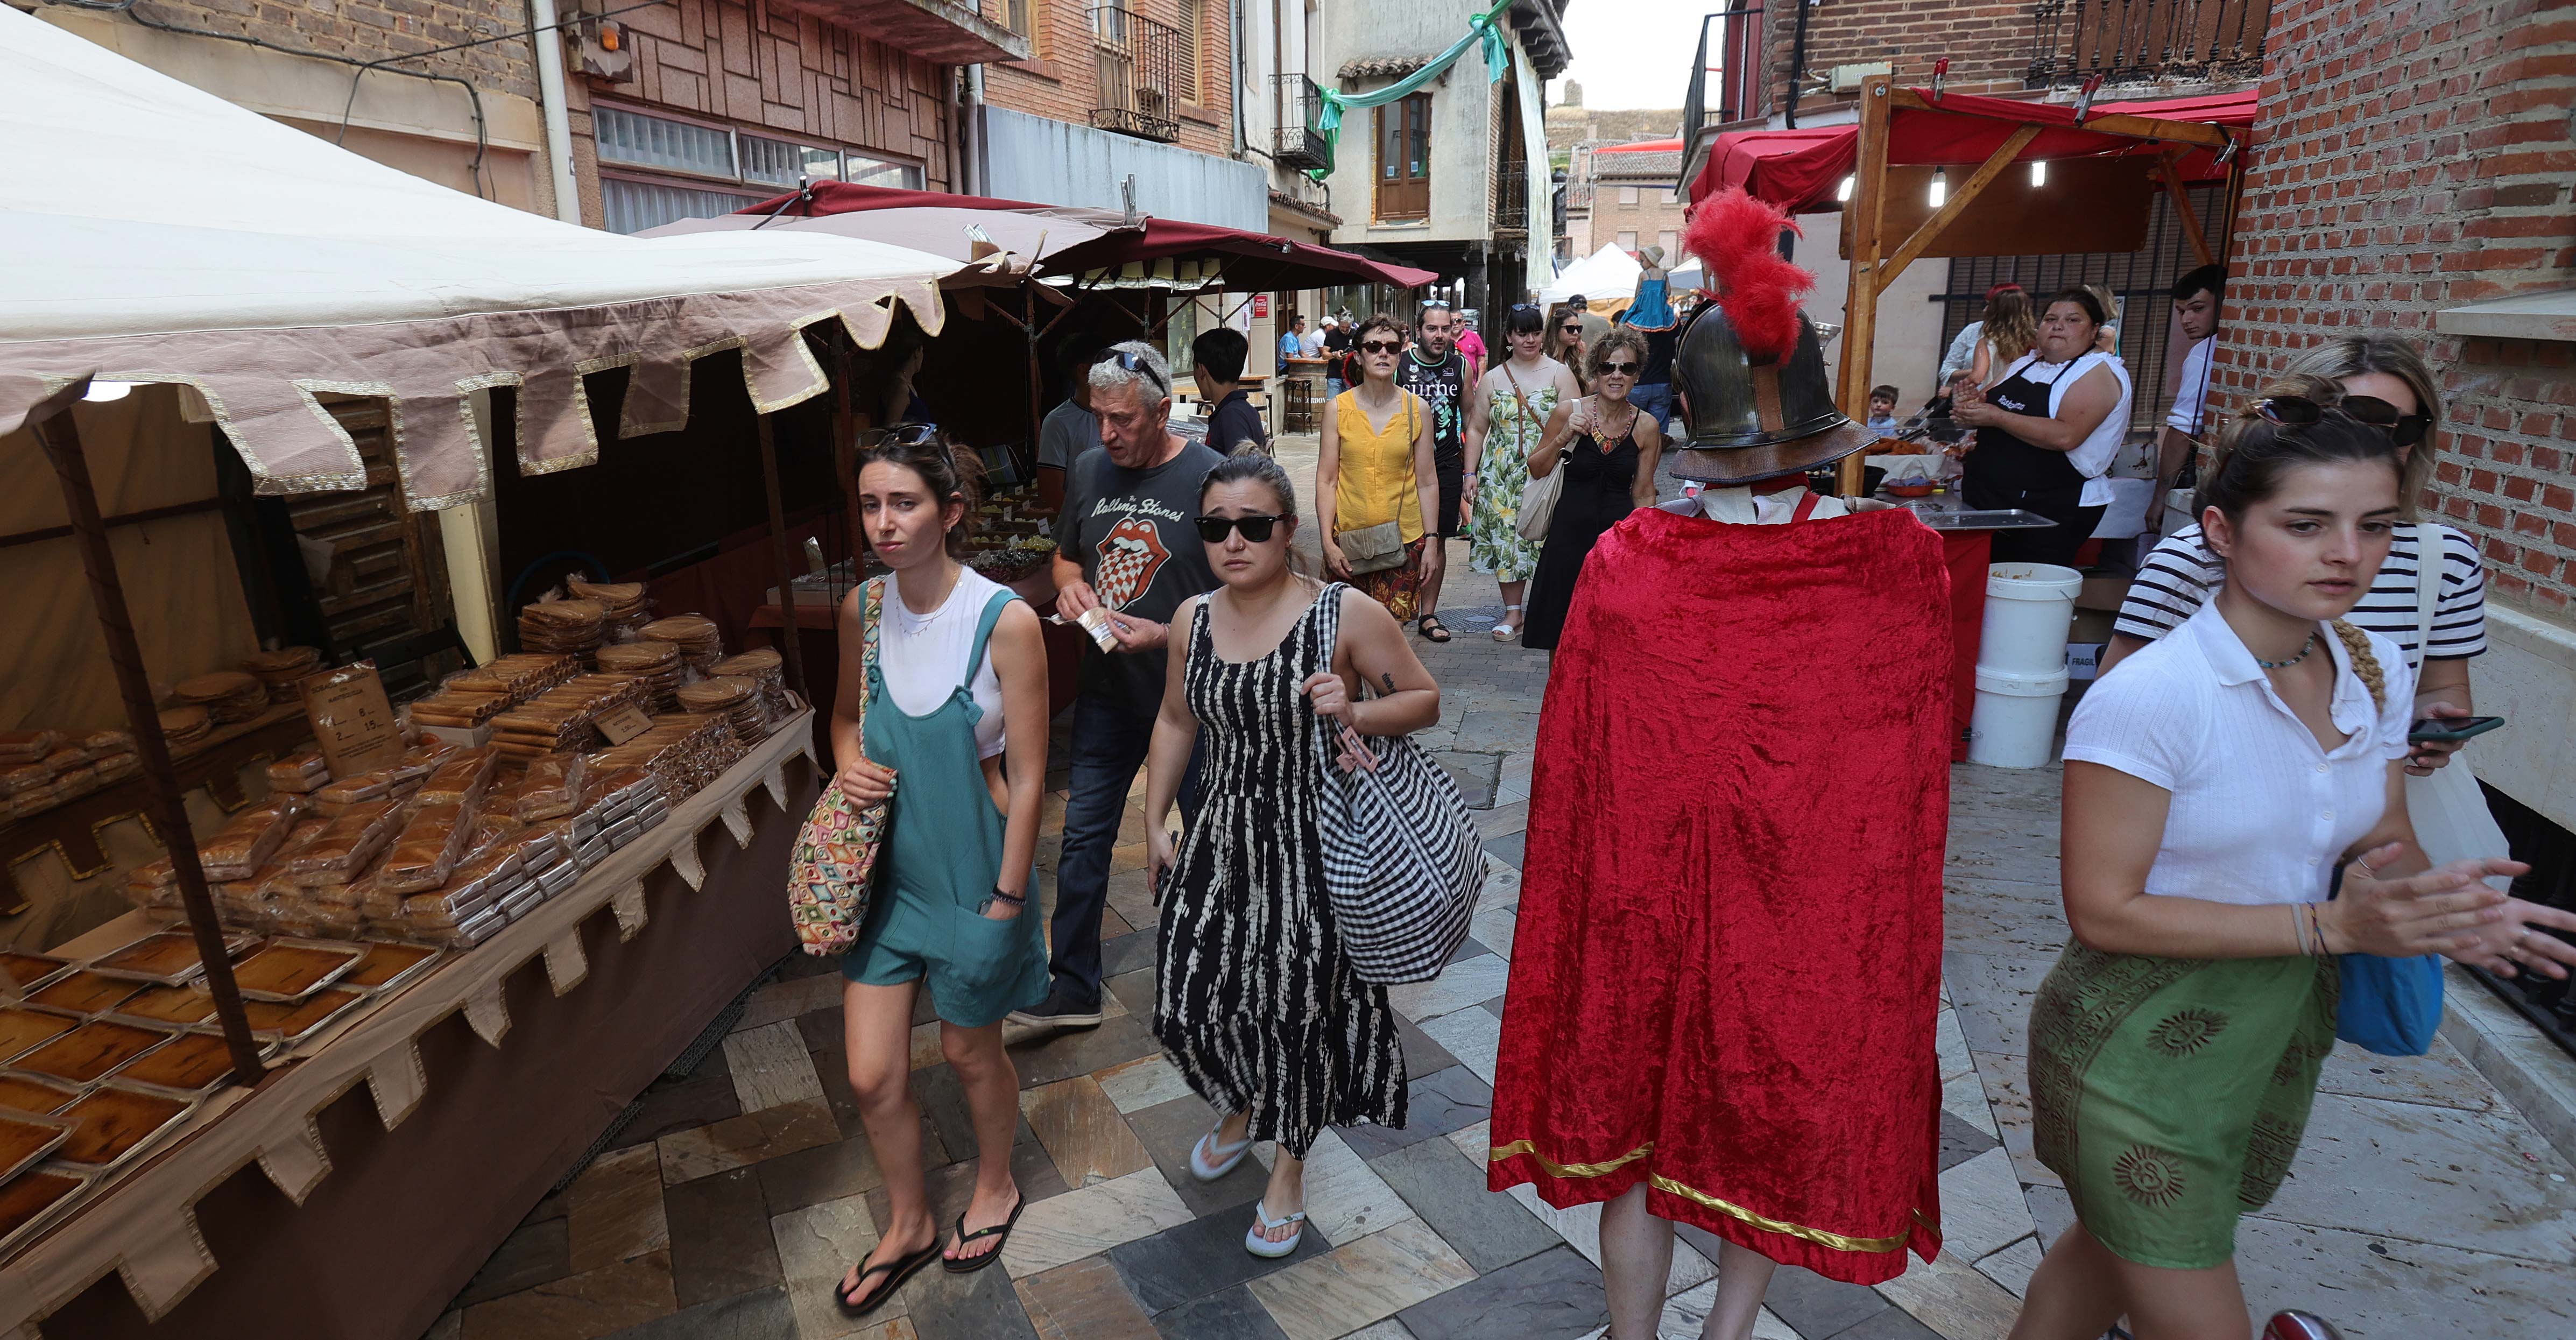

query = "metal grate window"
[[594, 106, 736, 178], [600, 177, 764, 235], [1932, 185, 2228, 433]]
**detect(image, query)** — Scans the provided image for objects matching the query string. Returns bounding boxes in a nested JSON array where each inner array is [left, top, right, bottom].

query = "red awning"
[[735, 182, 1438, 292], [1690, 89, 2252, 213], [1593, 137, 1684, 154]]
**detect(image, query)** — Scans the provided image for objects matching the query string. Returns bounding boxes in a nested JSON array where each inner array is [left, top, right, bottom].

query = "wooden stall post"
[[832, 334, 864, 576], [1834, 76, 1896, 496], [1025, 281, 1046, 475], [27, 396, 265, 1086], [754, 415, 811, 710]]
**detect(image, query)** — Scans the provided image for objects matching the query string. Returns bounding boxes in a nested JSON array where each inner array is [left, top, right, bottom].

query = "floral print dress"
[[1469, 379, 1559, 582]]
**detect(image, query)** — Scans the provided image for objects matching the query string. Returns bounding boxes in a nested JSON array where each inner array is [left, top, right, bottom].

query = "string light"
[[1928, 167, 1948, 209], [1836, 175, 1854, 202], [2030, 160, 2048, 187]]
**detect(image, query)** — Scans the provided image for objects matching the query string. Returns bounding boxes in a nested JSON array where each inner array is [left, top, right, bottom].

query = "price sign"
[[301, 661, 401, 778], [595, 703, 655, 745]]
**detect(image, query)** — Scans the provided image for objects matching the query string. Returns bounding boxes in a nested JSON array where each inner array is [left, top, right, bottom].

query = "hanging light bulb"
[[2029, 159, 2048, 187], [1928, 166, 1949, 209], [1836, 175, 1855, 202]]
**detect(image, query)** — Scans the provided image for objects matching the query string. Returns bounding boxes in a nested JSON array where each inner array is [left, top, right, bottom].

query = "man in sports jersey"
[[1398, 301, 1470, 642]]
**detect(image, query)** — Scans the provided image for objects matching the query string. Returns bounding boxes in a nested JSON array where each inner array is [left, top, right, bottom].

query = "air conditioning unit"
[[1827, 62, 1892, 94]]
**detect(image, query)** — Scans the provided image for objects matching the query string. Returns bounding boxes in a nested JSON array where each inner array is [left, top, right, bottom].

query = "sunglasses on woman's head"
[[2257, 393, 2430, 447], [1360, 340, 1403, 355], [1194, 513, 1281, 543], [1599, 361, 1640, 377], [877, 421, 938, 446]]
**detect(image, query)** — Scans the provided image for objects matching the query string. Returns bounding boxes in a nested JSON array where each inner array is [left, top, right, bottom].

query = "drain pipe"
[[527, 0, 584, 224], [961, 64, 986, 197]]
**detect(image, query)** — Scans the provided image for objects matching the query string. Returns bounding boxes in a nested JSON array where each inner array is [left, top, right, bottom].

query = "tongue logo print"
[[1094, 515, 1169, 611]]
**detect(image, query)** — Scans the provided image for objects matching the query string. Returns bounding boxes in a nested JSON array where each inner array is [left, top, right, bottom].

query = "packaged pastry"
[[40, 749, 86, 772], [0, 765, 48, 796], [311, 766, 396, 814], [265, 749, 330, 793], [512, 751, 588, 821], [377, 802, 472, 894], [415, 747, 498, 807], [406, 688, 509, 728], [284, 798, 405, 885], [0, 731, 56, 763], [197, 795, 306, 881]]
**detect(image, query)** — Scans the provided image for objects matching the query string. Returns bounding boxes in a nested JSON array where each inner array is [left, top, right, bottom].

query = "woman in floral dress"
[[1463, 302, 1583, 641]]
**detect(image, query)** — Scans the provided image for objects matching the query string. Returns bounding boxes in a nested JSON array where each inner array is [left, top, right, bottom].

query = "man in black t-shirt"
[[1020, 341, 1222, 1033], [1396, 301, 1469, 641], [1191, 326, 1268, 456], [1322, 316, 1355, 398]]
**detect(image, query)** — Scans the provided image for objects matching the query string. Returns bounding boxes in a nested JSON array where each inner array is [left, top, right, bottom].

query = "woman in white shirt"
[[2006, 410, 2574, 1340], [1950, 287, 2133, 566]]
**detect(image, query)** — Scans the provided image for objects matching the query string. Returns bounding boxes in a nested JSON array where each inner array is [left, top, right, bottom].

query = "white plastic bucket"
[[1979, 563, 2086, 676], [1968, 667, 2072, 768]]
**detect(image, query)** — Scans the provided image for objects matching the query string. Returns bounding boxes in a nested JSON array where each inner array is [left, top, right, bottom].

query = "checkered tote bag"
[[1310, 586, 1484, 984], [788, 578, 893, 956]]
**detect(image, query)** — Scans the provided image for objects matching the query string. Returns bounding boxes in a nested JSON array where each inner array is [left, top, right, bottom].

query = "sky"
[[1545, 0, 1708, 111]]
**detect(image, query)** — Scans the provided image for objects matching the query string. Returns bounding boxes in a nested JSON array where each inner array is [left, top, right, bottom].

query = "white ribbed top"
[[879, 567, 1011, 759]]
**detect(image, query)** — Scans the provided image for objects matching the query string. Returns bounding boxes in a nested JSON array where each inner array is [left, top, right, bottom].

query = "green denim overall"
[[841, 588, 1048, 1027]]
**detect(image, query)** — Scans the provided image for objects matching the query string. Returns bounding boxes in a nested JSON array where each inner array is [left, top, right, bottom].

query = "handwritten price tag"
[[595, 703, 654, 745]]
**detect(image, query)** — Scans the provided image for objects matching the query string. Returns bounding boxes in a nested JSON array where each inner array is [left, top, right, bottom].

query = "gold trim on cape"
[[1490, 1139, 1930, 1256]]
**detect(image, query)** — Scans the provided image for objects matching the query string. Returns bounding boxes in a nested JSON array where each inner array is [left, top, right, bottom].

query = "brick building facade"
[[979, 0, 1236, 161], [1758, 0, 2035, 123]]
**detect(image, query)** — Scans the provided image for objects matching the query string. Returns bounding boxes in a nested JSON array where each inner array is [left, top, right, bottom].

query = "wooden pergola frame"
[[1832, 76, 2241, 493]]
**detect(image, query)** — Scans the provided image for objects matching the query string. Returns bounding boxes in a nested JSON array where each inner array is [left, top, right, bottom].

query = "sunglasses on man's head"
[[1104, 348, 1166, 393], [2256, 393, 2430, 447], [1360, 340, 1403, 355], [1599, 361, 1641, 377], [1194, 513, 1281, 543]]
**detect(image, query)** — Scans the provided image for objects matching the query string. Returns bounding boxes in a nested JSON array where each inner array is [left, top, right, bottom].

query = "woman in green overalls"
[[827, 431, 1051, 1315]]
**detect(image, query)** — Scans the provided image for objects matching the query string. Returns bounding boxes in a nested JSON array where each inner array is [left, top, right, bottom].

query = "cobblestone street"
[[433, 438, 2576, 1339]]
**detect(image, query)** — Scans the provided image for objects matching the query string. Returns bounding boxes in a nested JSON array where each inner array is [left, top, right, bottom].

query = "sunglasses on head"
[[1420, 298, 1452, 309], [1194, 513, 1281, 543], [876, 421, 938, 446], [1599, 360, 1641, 377], [1361, 339, 1403, 355], [2256, 393, 2430, 447], [1103, 348, 1167, 394]]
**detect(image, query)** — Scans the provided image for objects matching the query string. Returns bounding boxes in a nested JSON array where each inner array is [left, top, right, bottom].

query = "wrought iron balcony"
[[1091, 1, 1182, 143], [2029, 0, 2270, 87], [1565, 182, 1595, 212], [1494, 161, 1529, 235], [1677, 5, 1767, 197], [1273, 73, 1329, 170]]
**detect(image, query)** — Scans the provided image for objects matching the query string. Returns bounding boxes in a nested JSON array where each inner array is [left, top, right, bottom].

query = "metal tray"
[[338, 942, 443, 997], [1899, 505, 2061, 531], [0, 1007, 86, 1067], [228, 938, 365, 1003], [39, 1082, 195, 1179], [0, 953, 77, 999], [0, 1073, 86, 1118], [84, 929, 262, 986], [0, 1166, 91, 1260], [107, 1033, 280, 1099], [0, 1109, 77, 1188]]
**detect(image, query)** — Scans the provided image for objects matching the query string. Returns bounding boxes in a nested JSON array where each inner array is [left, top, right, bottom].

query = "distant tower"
[[1560, 80, 1583, 108]]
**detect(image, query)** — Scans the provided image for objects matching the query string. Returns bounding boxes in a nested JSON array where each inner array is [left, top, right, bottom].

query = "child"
[[1866, 385, 1901, 432]]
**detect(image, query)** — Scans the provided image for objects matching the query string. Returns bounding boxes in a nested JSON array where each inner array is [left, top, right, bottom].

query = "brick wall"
[[1763, 0, 2032, 121], [979, 0, 1236, 159], [132, 0, 538, 100], [2219, 0, 2576, 616]]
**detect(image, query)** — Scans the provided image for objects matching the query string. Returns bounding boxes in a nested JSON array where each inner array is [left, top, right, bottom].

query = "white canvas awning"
[[0, 6, 954, 510], [1540, 243, 1645, 312]]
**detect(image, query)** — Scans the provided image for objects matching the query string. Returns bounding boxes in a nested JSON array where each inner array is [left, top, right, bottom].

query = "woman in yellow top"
[[1316, 313, 1443, 622]]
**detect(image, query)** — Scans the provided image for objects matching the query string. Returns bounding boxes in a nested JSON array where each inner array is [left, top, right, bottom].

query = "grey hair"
[[1086, 340, 1171, 406]]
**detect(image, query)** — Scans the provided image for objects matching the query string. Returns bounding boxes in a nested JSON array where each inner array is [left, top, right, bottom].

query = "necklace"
[[2255, 631, 2318, 670], [890, 565, 963, 633]]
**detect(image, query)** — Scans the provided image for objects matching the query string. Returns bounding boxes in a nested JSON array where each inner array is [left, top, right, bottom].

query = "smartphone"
[[2408, 715, 2504, 744]]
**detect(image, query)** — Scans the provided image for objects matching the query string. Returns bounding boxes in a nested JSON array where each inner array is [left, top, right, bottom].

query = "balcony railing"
[[2029, 0, 2270, 87], [1564, 182, 1595, 212], [1677, 5, 1766, 196], [1091, 2, 1181, 143], [1494, 161, 1529, 234], [1272, 73, 1329, 170]]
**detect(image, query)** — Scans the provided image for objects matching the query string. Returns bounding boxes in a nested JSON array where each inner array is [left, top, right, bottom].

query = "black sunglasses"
[[1599, 360, 1641, 376], [1102, 348, 1167, 394], [1360, 340, 1403, 355], [2257, 393, 2430, 447], [875, 421, 938, 446], [1194, 513, 1282, 543], [1559, 324, 1583, 334]]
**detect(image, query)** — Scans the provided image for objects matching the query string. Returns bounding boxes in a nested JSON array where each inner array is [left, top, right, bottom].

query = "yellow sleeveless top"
[[1332, 390, 1424, 544]]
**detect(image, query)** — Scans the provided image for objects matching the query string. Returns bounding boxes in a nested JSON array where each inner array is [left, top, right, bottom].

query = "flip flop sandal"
[[1243, 1198, 1307, 1258], [1490, 605, 1522, 641], [1417, 616, 1453, 643], [943, 1193, 1028, 1273], [1190, 1126, 1254, 1181], [836, 1238, 941, 1316]]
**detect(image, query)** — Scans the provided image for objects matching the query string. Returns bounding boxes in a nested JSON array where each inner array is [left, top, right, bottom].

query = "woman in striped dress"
[[1142, 454, 1441, 1258]]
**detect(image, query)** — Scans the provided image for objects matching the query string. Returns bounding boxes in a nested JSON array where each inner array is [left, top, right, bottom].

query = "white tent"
[[0, 5, 955, 510], [1538, 243, 1643, 313]]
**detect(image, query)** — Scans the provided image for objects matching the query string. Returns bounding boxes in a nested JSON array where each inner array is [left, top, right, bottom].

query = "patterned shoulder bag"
[[787, 577, 895, 955]]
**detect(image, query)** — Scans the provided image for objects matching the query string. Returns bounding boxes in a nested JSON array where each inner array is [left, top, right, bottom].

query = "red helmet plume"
[[1684, 188, 1813, 365]]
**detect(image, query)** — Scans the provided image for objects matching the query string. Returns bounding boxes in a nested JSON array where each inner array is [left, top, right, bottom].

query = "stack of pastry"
[[595, 641, 682, 710], [444, 654, 578, 705], [174, 671, 268, 724], [637, 614, 723, 675], [569, 579, 650, 636], [405, 687, 510, 731], [676, 676, 765, 745], [490, 674, 650, 759], [590, 713, 740, 801], [707, 650, 789, 720], [2, 730, 142, 823], [265, 749, 330, 794], [156, 707, 211, 750], [242, 646, 322, 703], [518, 599, 606, 660]]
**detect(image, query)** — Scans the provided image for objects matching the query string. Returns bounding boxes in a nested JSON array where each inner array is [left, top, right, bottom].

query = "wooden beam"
[[1834, 75, 1896, 497], [2157, 151, 2215, 267], [1886, 86, 2232, 148], [1875, 124, 2042, 298], [754, 415, 811, 713]]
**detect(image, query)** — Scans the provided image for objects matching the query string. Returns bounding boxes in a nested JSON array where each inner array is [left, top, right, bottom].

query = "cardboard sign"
[[301, 662, 401, 778], [595, 703, 654, 745]]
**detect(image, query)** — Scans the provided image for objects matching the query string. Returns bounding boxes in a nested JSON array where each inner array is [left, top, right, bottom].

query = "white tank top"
[[877, 567, 1012, 759]]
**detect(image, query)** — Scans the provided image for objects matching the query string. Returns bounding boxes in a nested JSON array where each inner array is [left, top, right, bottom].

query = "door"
[[1375, 93, 1430, 222]]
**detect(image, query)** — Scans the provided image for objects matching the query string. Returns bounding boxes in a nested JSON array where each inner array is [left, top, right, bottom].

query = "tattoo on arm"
[[1382, 672, 1396, 694]]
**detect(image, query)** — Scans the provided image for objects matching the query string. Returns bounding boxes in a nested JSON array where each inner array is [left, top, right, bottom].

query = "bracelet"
[[2288, 904, 2309, 957], [2305, 903, 2328, 957], [990, 887, 1026, 906]]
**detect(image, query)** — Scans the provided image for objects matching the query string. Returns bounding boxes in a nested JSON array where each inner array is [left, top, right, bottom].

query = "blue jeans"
[[1047, 691, 1202, 1006], [1325, 377, 1346, 400], [1632, 383, 1672, 433]]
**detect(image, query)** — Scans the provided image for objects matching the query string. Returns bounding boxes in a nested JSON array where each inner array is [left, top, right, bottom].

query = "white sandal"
[[1189, 1126, 1253, 1182], [1244, 1198, 1307, 1258], [1491, 604, 1522, 641]]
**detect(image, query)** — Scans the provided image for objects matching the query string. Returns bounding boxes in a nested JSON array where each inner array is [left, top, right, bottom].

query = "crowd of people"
[[802, 252, 2572, 1340]]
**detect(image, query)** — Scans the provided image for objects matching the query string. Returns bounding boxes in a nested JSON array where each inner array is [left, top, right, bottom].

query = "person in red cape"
[[1487, 190, 1950, 1340]]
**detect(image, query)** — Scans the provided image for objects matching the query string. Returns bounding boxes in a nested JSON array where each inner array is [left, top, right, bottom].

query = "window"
[[1665, 186, 1681, 204], [1658, 229, 1679, 260], [1619, 185, 1639, 206], [1003, 0, 1029, 35], [1617, 230, 1639, 252], [591, 103, 924, 234], [1178, 0, 1203, 101], [1374, 93, 1431, 222]]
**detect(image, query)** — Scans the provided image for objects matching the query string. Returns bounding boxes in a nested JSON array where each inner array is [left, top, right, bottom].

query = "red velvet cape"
[[1487, 504, 1951, 1283]]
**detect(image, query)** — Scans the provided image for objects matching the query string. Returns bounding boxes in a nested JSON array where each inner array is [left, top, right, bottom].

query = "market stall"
[[0, 11, 952, 1334], [1688, 80, 2246, 756]]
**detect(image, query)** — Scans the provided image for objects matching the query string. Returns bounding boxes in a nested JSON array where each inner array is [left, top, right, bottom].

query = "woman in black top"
[[1521, 328, 1663, 651], [1949, 287, 2131, 567]]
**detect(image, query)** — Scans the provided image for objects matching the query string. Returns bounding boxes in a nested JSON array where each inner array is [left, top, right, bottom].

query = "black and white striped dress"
[[1153, 585, 1407, 1158]]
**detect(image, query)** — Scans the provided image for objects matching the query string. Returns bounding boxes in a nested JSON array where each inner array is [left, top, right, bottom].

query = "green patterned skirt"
[[2028, 941, 2339, 1271]]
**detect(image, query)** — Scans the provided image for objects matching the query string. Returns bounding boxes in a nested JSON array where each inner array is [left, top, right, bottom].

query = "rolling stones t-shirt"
[[1055, 438, 1225, 709]]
